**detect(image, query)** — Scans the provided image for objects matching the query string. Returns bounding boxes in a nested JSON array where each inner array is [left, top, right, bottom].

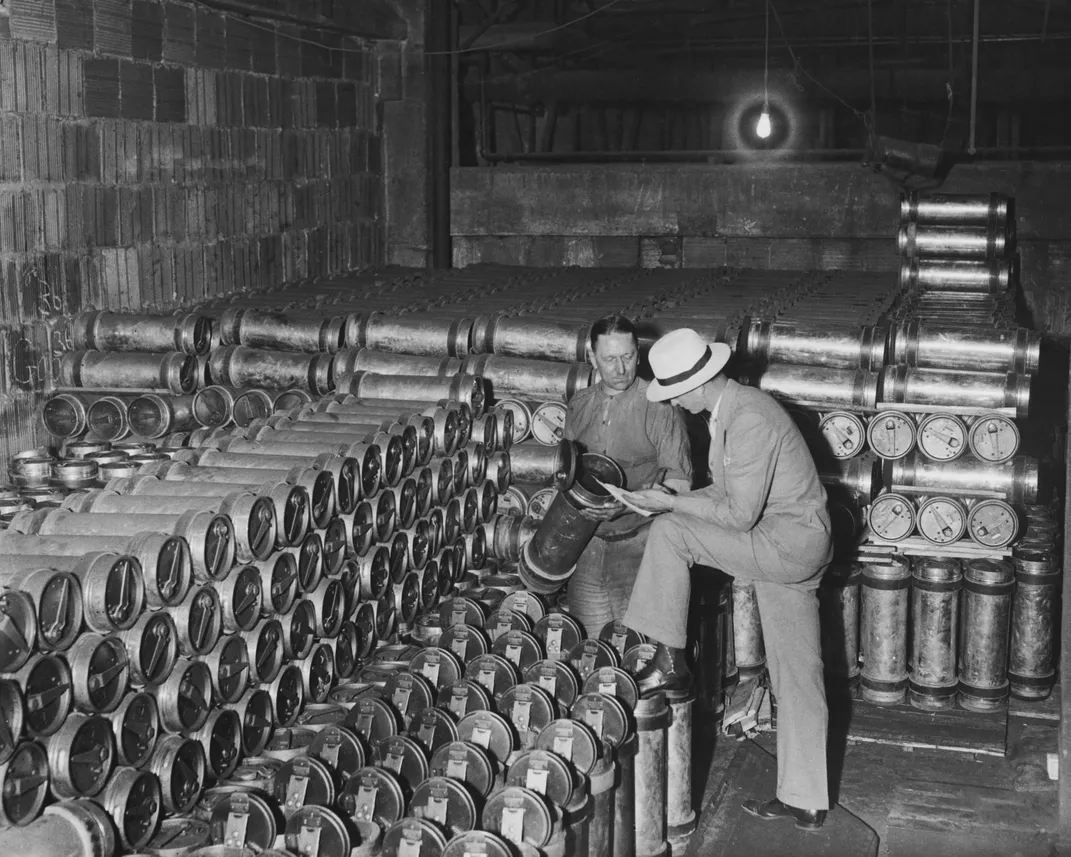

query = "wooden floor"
[[692, 685, 1060, 857]]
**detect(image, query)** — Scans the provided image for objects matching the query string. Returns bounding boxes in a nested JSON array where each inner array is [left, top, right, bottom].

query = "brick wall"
[[0, 0, 389, 469]]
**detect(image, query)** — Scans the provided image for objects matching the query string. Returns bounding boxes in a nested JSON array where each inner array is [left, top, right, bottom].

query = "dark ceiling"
[[451, 0, 1071, 163]]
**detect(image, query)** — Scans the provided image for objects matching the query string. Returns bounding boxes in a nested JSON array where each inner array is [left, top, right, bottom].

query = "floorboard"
[[884, 780, 1058, 857], [687, 740, 879, 857]]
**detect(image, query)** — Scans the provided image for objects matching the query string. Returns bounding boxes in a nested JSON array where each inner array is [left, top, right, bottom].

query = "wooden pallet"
[[842, 699, 1008, 757], [1009, 690, 1061, 723]]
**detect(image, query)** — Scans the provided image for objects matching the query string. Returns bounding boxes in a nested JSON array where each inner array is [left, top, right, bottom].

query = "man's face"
[[671, 386, 707, 414], [591, 332, 638, 392]]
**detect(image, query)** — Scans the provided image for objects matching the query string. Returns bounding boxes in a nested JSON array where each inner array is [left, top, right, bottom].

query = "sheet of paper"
[[595, 479, 655, 517]]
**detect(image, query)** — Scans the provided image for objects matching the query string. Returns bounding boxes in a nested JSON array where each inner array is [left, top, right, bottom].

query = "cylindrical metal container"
[[176, 445, 358, 517], [126, 394, 198, 439], [731, 580, 765, 679], [219, 308, 345, 353], [110, 473, 307, 549], [26, 507, 234, 584], [332, 348, 463, 379], [344, 371, 485, 416], [742, 318, 886, 370], [150, 460, 334, 529], [860, 555, 910, 705], [72, 487, 277, 564], [208, 346, 334, 394], [899, 258, 1012, 294], [900, 191, 1011, 228], [889, 322, 1039, 374], [691, 581, 729, 715], [736, 364, 879, 408], [351, 312, 473, 356], [898, 222, 1008, 260], [959, 559, 1014, 712], [518, 453, 624, 594], [818, 454, 880, 503], [614, 734, 637, 857], [1008, 548, 1059, 701], [587, 755, 616, 857], [0, 798, 117, 857], [73, 310, 211, 355], [231, 389, 276, 428], [99, 766, 163, 850], [192, 386, 243, 429], [306, 403, 457, 459], [665, 693, 695, 845], [332, 395, 473, 444], [508, 441, 576, 490], [45, 712, 116, 798], [461, 355, 592, 403], [51, 459, 100, 490], [59, 351, 198, 395], [886, 453, 1039, 505], [908, 558, 962, 711], [41, 393, 123, 440], [0, 531, 184, 611], [968, 415, 1020, 464], [471, 315, 591, 363], [633, 694, 668, 857], [819, 564, 861, 688]]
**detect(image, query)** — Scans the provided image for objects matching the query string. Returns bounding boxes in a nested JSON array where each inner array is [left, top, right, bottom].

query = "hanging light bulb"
[[756, 105, 772, 139]]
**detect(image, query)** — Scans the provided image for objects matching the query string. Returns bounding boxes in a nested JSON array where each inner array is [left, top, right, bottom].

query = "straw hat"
[[646, 328, 732, 402]]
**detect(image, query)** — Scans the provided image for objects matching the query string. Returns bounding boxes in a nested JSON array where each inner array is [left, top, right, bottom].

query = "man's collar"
[[596, 376, 640, 398]]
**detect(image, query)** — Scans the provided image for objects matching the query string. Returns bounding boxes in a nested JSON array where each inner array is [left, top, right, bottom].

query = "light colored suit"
[[624, 379, 833, 811]]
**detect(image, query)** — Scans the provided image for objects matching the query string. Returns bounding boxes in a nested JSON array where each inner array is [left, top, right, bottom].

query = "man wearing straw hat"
[[622, 327, 833, 831]]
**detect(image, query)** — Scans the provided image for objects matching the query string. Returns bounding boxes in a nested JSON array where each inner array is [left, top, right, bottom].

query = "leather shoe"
[[634, 643, 693, 696], [741, 798, 826, 831]]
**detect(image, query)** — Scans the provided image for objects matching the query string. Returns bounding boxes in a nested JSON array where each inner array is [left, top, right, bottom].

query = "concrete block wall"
[[0, 0, 387, 470]]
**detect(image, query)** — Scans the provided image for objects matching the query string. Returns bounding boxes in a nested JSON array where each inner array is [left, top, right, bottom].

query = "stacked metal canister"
[[734, 192, 1058, 717], [896, 191, 1018, 326], [0, 305, 697, 857]]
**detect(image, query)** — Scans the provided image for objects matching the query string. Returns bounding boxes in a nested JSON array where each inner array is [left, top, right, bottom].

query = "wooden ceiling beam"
[[463, 65, 1071, 103]]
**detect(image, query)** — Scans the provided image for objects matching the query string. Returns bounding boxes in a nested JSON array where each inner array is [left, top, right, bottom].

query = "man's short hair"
[[590, 314, 638, 351]]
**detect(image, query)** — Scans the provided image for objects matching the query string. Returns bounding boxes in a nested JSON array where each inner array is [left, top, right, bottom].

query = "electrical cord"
[[940, 0, 956, 149], [768, 0, 870, 127], [425, 0, 630, 56]]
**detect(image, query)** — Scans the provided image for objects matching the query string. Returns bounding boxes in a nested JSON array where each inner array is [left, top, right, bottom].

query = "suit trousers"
[[565, 524, 650, 639], [624, 511, 830, 811]]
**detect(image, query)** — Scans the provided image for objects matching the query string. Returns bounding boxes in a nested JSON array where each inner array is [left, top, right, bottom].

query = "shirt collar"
[[708, 389, 725, 432], [596, 376, 640, 399]]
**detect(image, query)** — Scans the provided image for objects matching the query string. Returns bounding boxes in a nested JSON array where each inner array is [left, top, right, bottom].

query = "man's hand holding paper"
[[597, 479, 676, 516]]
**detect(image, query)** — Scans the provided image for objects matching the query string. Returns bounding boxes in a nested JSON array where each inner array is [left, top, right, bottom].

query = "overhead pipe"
[[968, 0, 980, 155]]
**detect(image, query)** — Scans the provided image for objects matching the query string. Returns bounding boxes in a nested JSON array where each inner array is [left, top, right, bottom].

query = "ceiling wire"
[[867, 0, 877, 143], [763, 0, 770, 108], [940, 0, 956, 148], [768, 0, 869, 125], [425, 0, 630, 56]]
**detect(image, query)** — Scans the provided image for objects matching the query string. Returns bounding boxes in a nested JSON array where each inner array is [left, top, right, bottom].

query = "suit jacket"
[[697, 379, 833, 577]]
